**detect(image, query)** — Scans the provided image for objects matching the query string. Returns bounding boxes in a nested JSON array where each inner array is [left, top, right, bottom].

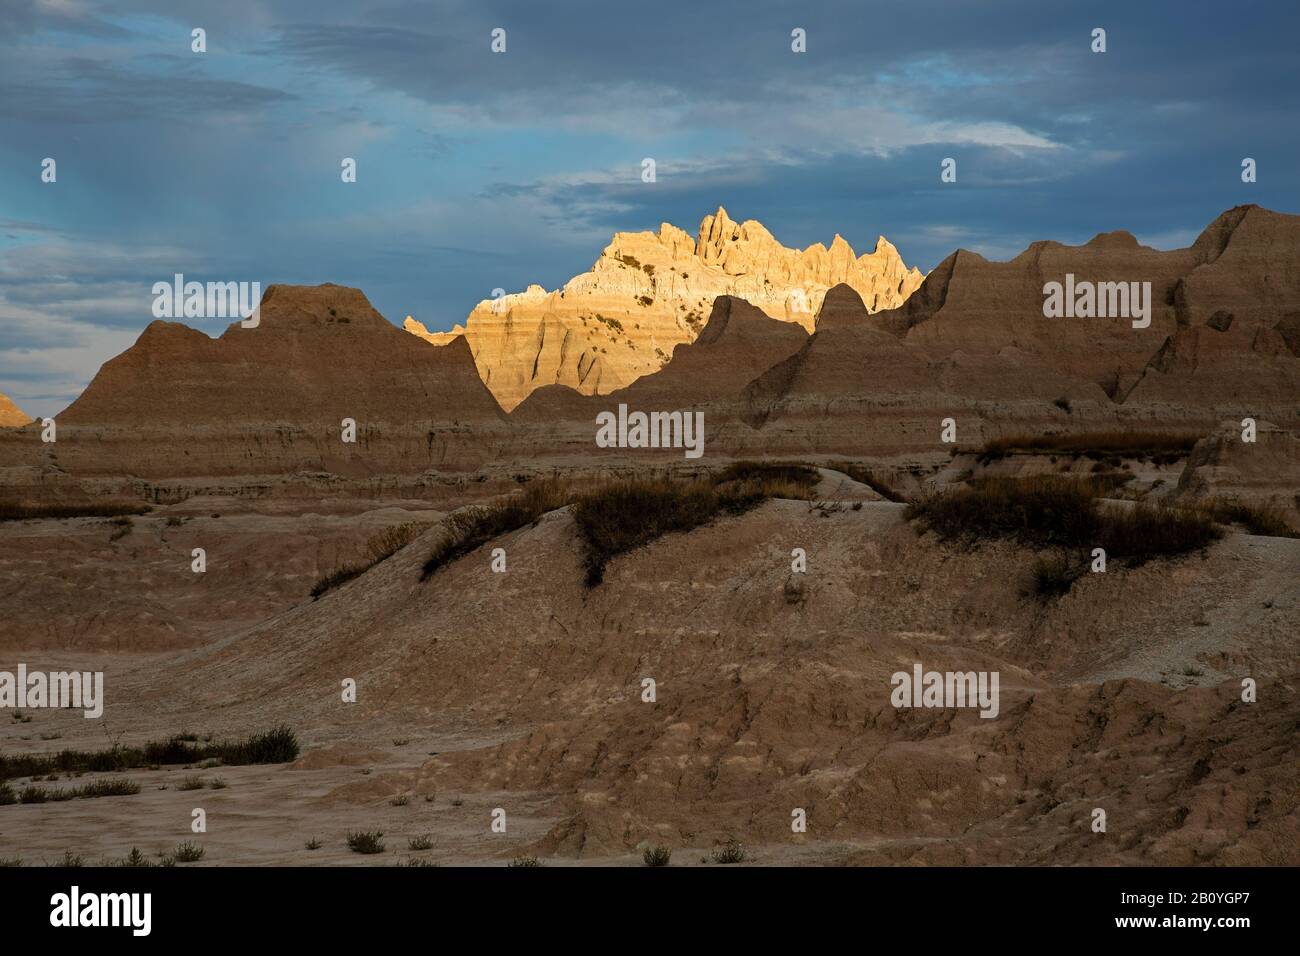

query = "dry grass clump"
[[572, 478, 766, 586], [421, 480, 569, 581], [977, 431, 1200, 465], [710, 840, 747, 864], [312, 520, 433, 598], [1026, 553, 1080, 600], [1191, 498, 1298, 538], [712, 461, 820, 500], [12, 778, 142, 804], [642, 845, 672, 867], [420, 469, 810, 588], [0, 501, 151, 522], [906, 476, 1221, 565], [907, 476, 1099, 549], [0, 725, 298, 782], [346, 831, 385, 855]]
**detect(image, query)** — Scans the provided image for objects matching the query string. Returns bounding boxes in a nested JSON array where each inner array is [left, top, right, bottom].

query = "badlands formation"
[[0, 205, 1297, 867], [404, 207, 923, 410], [2, 204, 1296, 491]]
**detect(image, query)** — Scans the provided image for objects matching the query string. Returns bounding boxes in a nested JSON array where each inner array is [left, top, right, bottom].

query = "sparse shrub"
[[347, 831, 385, 855], [507, 855, 542, 867], [1027, 553, 1079, 600], [390, 794, 409, 806], [177, 776, 206, 791], [0, 857, 21, 867], [408, 834, 434, 851], [207, 724, 298, 765], [422, 480, 569, 580], [120, 848, 151, 868], [0, 783, 16, 805], [173, 841, 204, 862], [711, 840, 747, 864], [643, 845, 672, 867], [207, 777, 228, 790], [57, 851, 84, 867], [19, 785, 48, 804]]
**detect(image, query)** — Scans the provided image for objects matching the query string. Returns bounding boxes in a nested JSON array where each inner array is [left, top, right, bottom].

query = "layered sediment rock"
[[737, 205, 1300, 454], [0, 284, 509, 484]]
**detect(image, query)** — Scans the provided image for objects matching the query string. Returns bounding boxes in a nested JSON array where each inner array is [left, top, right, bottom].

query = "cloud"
[[1, 0, 1298, 414]]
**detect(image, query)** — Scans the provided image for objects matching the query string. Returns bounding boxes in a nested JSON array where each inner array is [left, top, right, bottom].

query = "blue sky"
[[1, 0, 1297, 417]]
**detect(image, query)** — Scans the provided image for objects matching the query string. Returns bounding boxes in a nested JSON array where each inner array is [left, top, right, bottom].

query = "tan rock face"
[[0, 391, 31, 427], [0, 283, 509, 480], [738, 205, 1300, 454], [405, 206, 923, 410]]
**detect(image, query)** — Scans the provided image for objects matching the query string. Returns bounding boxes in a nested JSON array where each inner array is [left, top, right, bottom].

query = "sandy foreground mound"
[[4, 492, 1294, 866]]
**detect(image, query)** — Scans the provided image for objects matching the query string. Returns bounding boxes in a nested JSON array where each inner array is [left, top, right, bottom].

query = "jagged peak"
[[0, 389, 32, 427]]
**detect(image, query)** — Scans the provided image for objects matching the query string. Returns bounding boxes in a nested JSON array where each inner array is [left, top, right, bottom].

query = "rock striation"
[[735, 205, 1300, 454], [0, 284, 508, 483]]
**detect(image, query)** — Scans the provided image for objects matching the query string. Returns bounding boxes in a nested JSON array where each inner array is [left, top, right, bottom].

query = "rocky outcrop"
[[512, 295, 808, 424], [406, 207, 923, 410], [741, 205, 1300, 454], [0, 391, 31, 427], [0, 284, 509, 482], [1177, 419, 1300, 520]]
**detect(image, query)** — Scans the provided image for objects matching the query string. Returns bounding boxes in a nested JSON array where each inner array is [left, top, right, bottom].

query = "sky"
[[1, 0, 1297, 418]]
